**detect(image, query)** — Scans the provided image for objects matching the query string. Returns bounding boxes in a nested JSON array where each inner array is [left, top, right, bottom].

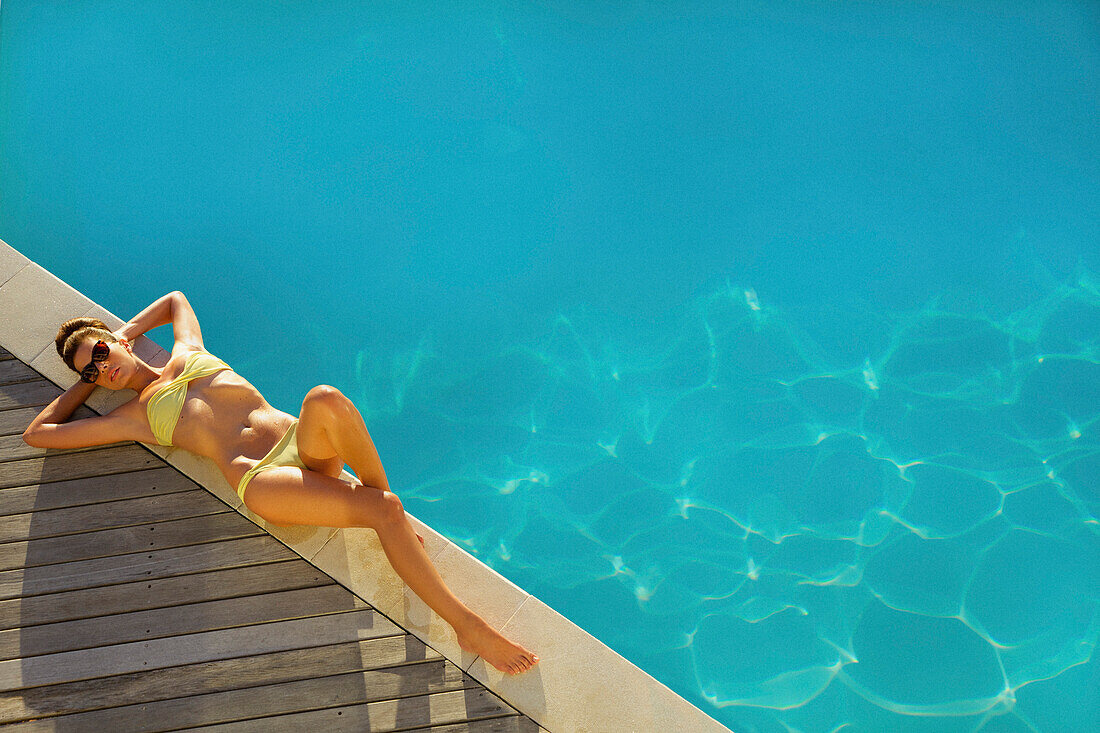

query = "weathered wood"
[[0, 466, 197, 516], [0, 405, 98, 438], [0, 489, 229, 543], [0, 512, 262, 572], [0, 535, 297, 601], [184, 686, 520, 733], [417, 718, 545, 733], [0, 433, 136, 462], [0, 361, 38, 386], [0, 381, 60, 410], [0, 584, 370, 661], [0, 445, 163, 489], [0, 607, 400, 690], [0, 347, 12, 360], [0, 435, 37, 462], [0, 560, 330, 630], [5, 661, 482, 732], [0, 407, 40, 438], [1, 635, 440, 723]]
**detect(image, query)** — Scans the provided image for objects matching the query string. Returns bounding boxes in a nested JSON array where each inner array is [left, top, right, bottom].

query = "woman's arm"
[[116, 291, 204, 352], [22, 382, 139, 448]]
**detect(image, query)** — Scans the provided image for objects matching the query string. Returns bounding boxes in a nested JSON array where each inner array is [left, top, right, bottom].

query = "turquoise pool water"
[[2, 1, 1098, 730]]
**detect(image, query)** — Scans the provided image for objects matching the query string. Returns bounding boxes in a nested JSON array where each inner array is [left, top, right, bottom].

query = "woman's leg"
[[295, 385, 390, 491], [294, 386, 419, 544], [247, 387, 537, 675]]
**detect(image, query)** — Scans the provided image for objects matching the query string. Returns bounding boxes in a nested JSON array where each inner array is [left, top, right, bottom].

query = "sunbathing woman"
[[22, 291, 538, 675]]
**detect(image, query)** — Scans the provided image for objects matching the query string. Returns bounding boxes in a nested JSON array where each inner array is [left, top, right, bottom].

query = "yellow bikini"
[[146, 351, 232, 446], [235, 420, 305, 502], [145, 350, 307, 501]]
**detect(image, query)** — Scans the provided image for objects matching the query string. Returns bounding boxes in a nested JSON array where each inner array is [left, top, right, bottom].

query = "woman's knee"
[[305, 384, 345, 404], [367, 489, 406, 529], [304, 385, 350, 415]]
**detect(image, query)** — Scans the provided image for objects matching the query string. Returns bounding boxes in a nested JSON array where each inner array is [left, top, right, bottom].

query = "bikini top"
[[146, 350, 232, 446]]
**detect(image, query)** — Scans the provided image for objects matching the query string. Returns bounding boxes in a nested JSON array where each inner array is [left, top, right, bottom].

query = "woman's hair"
[[56, 317, 117, 372]]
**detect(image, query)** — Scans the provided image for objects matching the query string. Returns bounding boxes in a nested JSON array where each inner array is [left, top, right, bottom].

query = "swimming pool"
[[2, 1, 1098, 730]]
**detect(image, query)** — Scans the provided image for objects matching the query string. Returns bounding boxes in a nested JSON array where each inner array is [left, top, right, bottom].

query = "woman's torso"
[[134, 350, 295, 486]]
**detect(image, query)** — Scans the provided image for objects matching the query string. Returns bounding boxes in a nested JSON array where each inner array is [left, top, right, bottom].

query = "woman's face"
[[73, 337, 133, 389]]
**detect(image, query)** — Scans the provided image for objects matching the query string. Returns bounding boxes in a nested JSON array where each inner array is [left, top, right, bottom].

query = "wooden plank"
[[0, 381, 60, 411], [0, 434, 138, 463], [414, 718, 543, 733], [5, 660, 480, 732], [0, 445, 162, 490], [0, 361, 38, 386], [184, 686, 519, 733], [0, 512, 262, 572], [0, 489, 229, 543], [0, 405, 98, 438], [0, 535, 297, 601], [0, 467, 196, 516], [1, 635, 440, 723], [0, 584, 369, 661], [378, 687, 520, 731], [0, 435, 39, 462], [0, 407, 40, 438], [0, 348, 13, 360], [0, 607, 400, 690], [0, 560, 332, 630]]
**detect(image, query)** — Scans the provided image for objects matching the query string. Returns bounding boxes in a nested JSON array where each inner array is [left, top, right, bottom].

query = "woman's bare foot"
[[457, 618, 539, 675]]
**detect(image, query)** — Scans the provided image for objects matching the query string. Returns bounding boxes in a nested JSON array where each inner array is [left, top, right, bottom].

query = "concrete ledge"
[[0, 261, 95, 365], [0, 238, 731, 733], [0, 244, 29, 289]]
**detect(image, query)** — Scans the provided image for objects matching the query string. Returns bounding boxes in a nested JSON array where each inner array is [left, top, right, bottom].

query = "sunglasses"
[[79, 340, 111, 383]]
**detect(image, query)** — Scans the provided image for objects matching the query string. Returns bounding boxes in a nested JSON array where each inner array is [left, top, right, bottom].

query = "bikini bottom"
[[236, 420, 307, 502]]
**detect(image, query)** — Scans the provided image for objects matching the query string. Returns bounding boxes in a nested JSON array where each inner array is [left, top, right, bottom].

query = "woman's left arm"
[[116, 291, 204, 351], [22, 381, 141, 448]]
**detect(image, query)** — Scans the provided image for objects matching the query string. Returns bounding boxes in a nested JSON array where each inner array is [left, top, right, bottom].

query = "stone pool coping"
[[0, 239, 731, 733]]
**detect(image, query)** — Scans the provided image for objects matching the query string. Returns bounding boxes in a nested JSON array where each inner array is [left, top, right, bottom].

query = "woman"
[[23, 291, 537, 675]]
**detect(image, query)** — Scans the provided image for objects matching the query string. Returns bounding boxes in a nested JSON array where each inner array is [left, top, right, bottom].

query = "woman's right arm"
[[22, 382, 139, 449], [116, 291, 204, 353]]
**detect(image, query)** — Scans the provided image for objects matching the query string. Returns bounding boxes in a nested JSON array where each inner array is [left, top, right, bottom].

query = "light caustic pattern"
[[353, 272, 1100, 732]]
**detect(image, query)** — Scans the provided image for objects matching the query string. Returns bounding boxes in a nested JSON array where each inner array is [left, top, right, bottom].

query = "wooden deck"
[[0, 347, 540, 732]]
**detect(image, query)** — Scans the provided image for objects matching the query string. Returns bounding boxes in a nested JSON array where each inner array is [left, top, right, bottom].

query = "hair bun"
[[55, 317, 110, 357]]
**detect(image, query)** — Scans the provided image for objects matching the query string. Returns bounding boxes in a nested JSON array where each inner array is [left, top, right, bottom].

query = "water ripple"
[[354, 270, 1100, 730]]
